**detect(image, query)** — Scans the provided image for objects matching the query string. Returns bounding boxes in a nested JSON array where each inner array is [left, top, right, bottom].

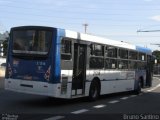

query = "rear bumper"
[[5, 78, 61, 97]]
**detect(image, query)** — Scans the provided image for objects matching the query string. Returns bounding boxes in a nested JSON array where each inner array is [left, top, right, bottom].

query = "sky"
[[0, 0, 160, 51]]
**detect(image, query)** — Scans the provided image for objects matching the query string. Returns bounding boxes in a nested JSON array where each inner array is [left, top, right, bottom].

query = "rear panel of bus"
[[5, 26, 62, 97]]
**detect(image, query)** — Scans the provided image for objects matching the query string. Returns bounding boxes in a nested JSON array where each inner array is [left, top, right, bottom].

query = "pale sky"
[[0, 0, 160, 51]]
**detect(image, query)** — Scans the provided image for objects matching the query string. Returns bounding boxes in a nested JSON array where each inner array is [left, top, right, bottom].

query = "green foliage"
[[2, 39, 8, 57], [152, 50, 160, 63]]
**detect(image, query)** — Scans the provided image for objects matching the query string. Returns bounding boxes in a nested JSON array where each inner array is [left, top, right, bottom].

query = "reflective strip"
[[93, 105, 106, 108], [120, 97, 129, 100], [108, 100, 119, 104], [71, 109, 89, 114]]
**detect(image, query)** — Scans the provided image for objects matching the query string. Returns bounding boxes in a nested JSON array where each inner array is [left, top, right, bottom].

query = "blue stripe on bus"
[[136, 46, 152, 54], [53, 29, 65, 83]]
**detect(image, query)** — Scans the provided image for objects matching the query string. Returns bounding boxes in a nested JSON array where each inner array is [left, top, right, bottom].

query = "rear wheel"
[[89, 80, 100, 101], [135, 81, 142, 94]]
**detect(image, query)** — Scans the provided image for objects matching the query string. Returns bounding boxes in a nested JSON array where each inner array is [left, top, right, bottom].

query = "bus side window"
[[128, 61, 137, 69], [61, 39, 72, 60], [118, 49, 128, 59], [137, 62, 146, 70], [129, 51, 138, 60], [106, 46, 117, 58], [105, 58, 117, 69], [118, 60, 128, 69], [90, 44, 104, 56], [90, 57, 104, 69]]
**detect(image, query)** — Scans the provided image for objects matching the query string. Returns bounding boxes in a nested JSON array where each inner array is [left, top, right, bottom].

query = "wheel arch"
[[139, 76, 144, 88], [88, 77, 101, 101], [91, 77, 101, 93]]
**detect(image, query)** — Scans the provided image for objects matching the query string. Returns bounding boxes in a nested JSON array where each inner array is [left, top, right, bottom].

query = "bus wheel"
[[135, 81, 142, 94], [89, 80, 100, 101]]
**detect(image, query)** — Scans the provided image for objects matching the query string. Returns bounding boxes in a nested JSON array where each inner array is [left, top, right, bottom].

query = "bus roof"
[[10, 26, 152, 55], [63, 29, 152, 55], [136, 46, 152, 55]]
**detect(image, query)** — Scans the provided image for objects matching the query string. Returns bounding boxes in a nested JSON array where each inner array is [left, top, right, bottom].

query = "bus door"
[[72, 43, 87, 96], [146, 56, 153, 87]]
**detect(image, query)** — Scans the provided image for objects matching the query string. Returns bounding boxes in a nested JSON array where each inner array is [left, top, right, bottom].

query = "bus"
[[5, 26, 153, 101]]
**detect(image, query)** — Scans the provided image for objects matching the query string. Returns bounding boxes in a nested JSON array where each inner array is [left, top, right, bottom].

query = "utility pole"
[[83, 23, 88, 34]]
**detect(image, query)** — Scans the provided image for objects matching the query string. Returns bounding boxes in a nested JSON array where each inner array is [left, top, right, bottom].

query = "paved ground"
[[0, 77, 160, 120]]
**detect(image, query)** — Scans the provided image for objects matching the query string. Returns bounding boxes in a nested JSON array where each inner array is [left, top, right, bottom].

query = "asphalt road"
[[0, 77, 160, 120]]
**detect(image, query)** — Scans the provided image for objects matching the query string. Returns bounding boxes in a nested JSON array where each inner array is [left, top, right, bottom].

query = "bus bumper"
[[5, 78, 63, 98]]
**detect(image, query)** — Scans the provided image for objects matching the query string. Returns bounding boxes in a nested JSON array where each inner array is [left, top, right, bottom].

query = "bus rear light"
[[44, 66, 51, 81]]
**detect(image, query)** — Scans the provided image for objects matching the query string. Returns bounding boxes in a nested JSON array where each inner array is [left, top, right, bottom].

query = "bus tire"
[[134, 81, 142, 94], [89, 80, 100, 101]]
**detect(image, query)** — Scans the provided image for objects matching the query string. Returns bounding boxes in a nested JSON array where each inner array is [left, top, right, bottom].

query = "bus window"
[[61, 39, 72, 60], [137, 61, 146, 70], [106, 46, 117, 58], [118, 60, 128, 69], [129, 51, 138, 60], [90, 57, 104, 69], [105, 58, 117, 69], [118, 49, 128, 59], [128, 61, 137, 69], [12, 30, 52, 55], [90, 44, 104, 56]]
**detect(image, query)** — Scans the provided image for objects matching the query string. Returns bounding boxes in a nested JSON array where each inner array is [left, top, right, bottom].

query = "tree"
[[2, 39, 8, 57], [152, 50, 160, 64], [0, 31, 9, 57]]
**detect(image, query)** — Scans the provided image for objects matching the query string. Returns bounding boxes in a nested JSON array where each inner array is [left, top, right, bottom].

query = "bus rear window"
[[12, 30, 52, 55]]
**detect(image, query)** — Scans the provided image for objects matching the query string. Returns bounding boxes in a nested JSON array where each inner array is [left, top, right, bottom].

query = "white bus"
[[5, 26, 153, 100]]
